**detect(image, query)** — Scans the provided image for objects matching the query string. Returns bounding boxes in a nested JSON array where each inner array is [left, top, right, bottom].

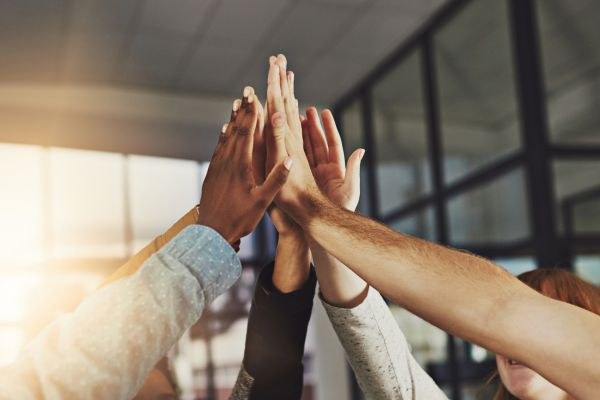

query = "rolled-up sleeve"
[[322, 288, 448, 400], [0, 225, 241, 400]]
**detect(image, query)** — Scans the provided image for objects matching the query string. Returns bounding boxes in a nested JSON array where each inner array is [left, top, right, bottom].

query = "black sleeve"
[[242, 261, 317, 400]]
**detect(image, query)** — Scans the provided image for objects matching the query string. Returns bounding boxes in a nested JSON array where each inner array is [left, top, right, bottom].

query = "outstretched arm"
[[232, 85, 314, 400], [265, 55, 600, 400], [0, 85, 291, 400], [293, 90, 446, 398]]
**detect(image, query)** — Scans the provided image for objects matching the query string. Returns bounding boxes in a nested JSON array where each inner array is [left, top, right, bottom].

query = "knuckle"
[[239, 162, 253, 178]]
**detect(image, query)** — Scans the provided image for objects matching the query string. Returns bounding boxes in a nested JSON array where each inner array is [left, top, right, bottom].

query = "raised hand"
[[197, 86, 293, 245], [302, 107, 364, 211], [265, 55, 320, 221]]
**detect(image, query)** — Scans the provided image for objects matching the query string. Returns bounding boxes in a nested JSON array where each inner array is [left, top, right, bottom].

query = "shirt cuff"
[[159, 225, 242, 304], [320, 286, 385, 324], [254, 261, 317, 314]]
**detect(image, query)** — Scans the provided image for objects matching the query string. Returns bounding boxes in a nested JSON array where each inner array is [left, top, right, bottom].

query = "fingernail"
[[284, 157, 293, 170], [277, 54, 287, 69], [221, 123, 228, 133], [248, 94, 254, 104], [359, 149, 366, 159], [243, 86, 251, 97], [269, 56, 276, 65], [233, 99, 240, 111]]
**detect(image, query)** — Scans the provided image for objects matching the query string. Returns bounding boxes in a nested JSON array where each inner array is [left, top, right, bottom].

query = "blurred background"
[[0, 0, 599, 399]]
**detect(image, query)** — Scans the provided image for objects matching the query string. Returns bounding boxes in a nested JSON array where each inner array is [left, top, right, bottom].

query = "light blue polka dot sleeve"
[[0, 225, 241, 400]]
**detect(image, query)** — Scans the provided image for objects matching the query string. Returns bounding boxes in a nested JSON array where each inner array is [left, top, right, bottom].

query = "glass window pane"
[[0, 144, 44, 268], [128, 155, 203, 252], [573, 199, 600, 234], [237, 232, 256, 262], [389, 207, 436, 242], [537, 0, 600, 144], [574, 256, 600, 285], [494, 257, 536, 276], [553, 161, 600, 233], [340, 100, 371, 215], [389, 305, 447, 367], [448, 169, 530, 245], [436, 0, 521, 184], [49, 148, 126, 259], [372, 52, 431, 215]]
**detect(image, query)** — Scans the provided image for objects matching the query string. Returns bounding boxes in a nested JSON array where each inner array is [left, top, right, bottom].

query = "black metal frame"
[[331, 0, 600, 398], [561, 184, 600, 266]]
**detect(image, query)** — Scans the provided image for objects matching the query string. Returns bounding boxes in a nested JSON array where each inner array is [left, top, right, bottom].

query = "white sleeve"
[[322, 288, 448, 400], [0, 225, 241, 400]]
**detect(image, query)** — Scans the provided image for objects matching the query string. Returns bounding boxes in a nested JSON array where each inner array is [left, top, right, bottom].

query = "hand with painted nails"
[[197, 86, 293, 246], [302, 107, 365, 211], [265, 54, 321, 222]]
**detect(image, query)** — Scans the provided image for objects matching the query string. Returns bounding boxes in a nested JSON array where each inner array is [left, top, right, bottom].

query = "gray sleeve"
[[321, 288, 448, 400], [0, 225, 241, 400], [230, 366, 253, 400]]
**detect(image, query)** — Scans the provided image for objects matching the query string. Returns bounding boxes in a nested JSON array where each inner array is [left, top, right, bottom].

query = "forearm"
[[310, 241, 367, 308], [273, 234, 311, 293], [235, 260, 317, 400], [0, 226, 240, 400], [300, 194, 600, 398], [322, 288, 447, 399], [101, 207, 198, 287]]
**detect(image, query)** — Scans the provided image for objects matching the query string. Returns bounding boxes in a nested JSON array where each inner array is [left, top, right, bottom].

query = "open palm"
[[302, 108, 364, 211]]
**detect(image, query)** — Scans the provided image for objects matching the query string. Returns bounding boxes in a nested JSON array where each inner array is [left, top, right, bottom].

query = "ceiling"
[[0, 0, 447, 105]]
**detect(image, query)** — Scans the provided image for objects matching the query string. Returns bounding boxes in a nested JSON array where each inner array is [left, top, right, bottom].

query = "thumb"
[[258, 157, 293, 204], [345, 148, 365, 191]]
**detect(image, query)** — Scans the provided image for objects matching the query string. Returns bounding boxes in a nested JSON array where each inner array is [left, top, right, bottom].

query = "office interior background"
[[0, 0, 599, 399]]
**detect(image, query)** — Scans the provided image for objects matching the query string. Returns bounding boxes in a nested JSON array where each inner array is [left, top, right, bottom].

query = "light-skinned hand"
[[302, 107, 364, 211], [265, 54, 321, 221]]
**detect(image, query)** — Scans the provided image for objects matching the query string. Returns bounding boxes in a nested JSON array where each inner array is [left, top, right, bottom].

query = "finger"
[[277, 55, 297, 135], [230, 99, 242, 122], [277, 54, 291, 103], [287, 71, 295, 99], [233, 93, 258, 163], [253, 132, 266, 184], [267, 57, 285, 121], [240, 86, 255, 113], [220, 100, 241, 156], [302, 118, 316, 168], [253, 101, 267, 185], [306, 107, 329, 164], [286, 70, 302, 135], [211, 123, 229, 161], [345, 148, 365, 191], [257, 158, 293, 206], [321, 109, 345, 167], [255, 94, 265, 136], [266, 58, 288, 163]]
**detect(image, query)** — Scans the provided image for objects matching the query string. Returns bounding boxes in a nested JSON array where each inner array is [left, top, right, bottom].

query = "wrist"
[[196, 211, 237, 246], [277, 229, 306, 244], [273, 238, 311, 293]]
